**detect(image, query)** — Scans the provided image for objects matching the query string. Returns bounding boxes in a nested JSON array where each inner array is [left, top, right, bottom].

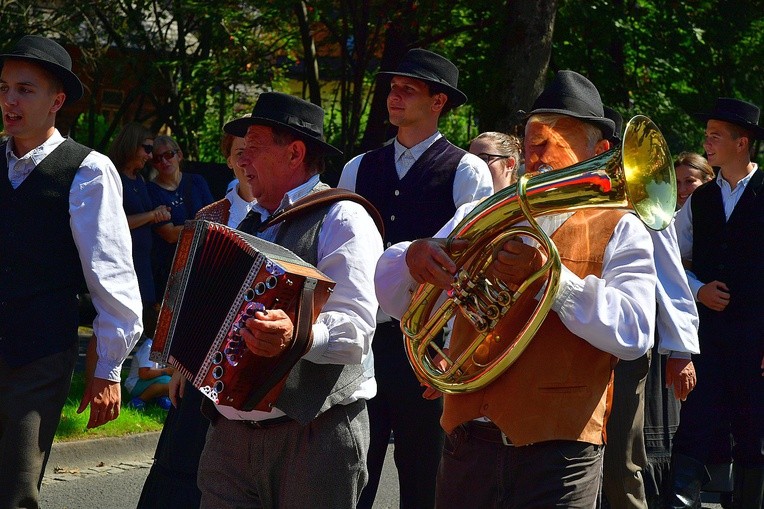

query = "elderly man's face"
[[524, 116, 600, 174], [239, 125, 300, 212]]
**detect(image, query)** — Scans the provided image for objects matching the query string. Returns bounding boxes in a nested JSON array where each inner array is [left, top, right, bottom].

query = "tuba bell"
[[401, 115, 676, 394]]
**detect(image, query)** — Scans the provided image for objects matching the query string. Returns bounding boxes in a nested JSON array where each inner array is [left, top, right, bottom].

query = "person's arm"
[[138, 366, 174, 379], [153, 222, 184, 243], [70, 152, 143, 427], [549, 214, 656, 360], [452, 152, 494, 207], [126, 206, 170, 230]]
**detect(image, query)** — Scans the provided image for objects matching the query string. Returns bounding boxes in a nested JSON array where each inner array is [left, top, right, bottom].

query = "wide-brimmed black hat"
[[603, 105, 623, 143], [527, 70, 615, 140], [694, 97, 764, 139], [377, 48, 467, 108], [0, 35, 83, 104], [224, 92, 342, 156]]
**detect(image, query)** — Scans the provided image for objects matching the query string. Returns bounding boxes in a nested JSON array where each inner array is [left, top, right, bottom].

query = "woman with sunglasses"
[[108, 122, 171, 337], [468, 131, 522, 192], [148, 135, 214, 303]]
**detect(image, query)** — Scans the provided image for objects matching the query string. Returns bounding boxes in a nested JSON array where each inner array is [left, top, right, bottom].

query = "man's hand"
[[697, 280, 730, 311], [77, 376, 121, 429], [665, 357, 697, 401], [168, 370, 185, 408], [241, 309, 294, 357], [491, 237, 546, 287], [406, 238, 467, 290]]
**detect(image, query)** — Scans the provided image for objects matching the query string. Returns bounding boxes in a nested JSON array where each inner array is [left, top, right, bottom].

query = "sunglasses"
[[141, 144, 154, 155], [476, 153, 510, 164], [152, 150, 178, 164]]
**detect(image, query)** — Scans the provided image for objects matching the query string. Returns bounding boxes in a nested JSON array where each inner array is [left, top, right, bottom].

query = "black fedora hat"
[[377, 48, 468, 108], [603, 105, 623, 143], [694, 97, 764, 139], [528, 70, 615, 140], [0, 35, 83, 104], [224, 92, 342, 157]]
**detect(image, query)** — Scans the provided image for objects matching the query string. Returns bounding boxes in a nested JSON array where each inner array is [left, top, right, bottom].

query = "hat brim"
[[0, 54, 83, 104], [377, 71, 468, 108], [693, 112, 764, 139], [526, 107, 616, 141], [224, 116, 343, 157]]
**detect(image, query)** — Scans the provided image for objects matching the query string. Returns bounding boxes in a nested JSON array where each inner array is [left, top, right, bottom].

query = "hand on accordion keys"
[[240, 308, 295, 358]]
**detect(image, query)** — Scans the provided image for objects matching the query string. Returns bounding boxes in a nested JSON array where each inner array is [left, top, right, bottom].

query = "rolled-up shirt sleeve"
[[303, 201, 382, 365], [69, 152, 143, 381], [551, 214, 656, 360]]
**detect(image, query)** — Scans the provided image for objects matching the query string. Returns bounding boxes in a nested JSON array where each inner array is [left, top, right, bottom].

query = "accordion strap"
[[261, 188, 384, 238]]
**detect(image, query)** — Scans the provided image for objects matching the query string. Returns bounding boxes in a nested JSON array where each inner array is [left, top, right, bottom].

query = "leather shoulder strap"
[[261, 188, 385, 238]]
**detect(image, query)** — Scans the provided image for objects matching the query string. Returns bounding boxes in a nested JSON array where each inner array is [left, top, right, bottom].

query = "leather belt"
[[461, 420, 513, 446], [243, 415, 294, 430]]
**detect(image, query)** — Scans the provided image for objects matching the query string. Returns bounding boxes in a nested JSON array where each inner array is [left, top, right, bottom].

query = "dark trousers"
[[0, 344, 78, 509], [357, 321, 444, 509], [602, 352, 650, 509], [672, 317, 764, 468], [436, 422, 603, 509]]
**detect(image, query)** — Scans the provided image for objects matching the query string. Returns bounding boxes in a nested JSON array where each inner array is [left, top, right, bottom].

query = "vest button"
[[386, 242, 392, 248], [390, 215, 395, 221], [394, 190, 400, 196]]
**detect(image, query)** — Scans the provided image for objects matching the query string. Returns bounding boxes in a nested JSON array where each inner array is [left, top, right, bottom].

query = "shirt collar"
[[393, 131, 442, 162], [6, 129, 65, 166], [716, 163, 758, 191], [250, 174, 322, 219]]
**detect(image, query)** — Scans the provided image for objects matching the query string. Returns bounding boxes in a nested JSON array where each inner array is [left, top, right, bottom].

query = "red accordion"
[[151, 220, 335, 411]]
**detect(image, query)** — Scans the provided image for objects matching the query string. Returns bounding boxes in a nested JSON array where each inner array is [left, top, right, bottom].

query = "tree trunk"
[[295, 0, 322, 106], [476, 0, 558, 135]]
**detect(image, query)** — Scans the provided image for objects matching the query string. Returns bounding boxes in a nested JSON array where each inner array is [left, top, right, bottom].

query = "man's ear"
[[594, 139, 611, 155], [49, 92, 66, 114], [432, 93, 448, 113], [288, 139, 307, 168]]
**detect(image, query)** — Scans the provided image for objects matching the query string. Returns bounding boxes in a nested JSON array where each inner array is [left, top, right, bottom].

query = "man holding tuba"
[[375, 70, 658, 508]]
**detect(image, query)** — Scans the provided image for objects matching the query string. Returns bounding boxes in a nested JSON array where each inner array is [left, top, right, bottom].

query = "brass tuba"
[[401, 115, 676, 394]]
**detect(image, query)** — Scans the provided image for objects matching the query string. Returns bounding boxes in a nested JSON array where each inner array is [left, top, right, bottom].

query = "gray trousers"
[[602, 352, 651, 509], [198, 398, 369, 509], [0, 344, 78, 509]]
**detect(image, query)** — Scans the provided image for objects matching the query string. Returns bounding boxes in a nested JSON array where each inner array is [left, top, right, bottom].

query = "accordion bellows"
[[151, 220, 335, 411]]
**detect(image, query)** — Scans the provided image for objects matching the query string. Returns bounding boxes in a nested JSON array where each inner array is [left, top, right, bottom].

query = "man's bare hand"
[[406, 238, 467, 290], [665, 358, 697, 401], [168, 370, 185, 408], [241, 309, 294, 357], [77, 377, 121, 429], [492, 237, 546, 286], [697, 280, 730, 311]]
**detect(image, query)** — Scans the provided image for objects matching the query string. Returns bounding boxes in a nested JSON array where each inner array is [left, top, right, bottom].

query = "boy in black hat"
[[337, 47, 493, 509], [181, 91, 383, 508], [670, 97, 764, 508], [0, 35, 142, 507], [375, 70, 661, 507]]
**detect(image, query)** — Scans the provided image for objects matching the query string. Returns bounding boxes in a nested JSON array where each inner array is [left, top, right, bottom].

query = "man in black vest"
[[180, 92, 383, 508], [0, 35, 143, 508], [670, 97, 764, 508], [338, 48, 493, 508]]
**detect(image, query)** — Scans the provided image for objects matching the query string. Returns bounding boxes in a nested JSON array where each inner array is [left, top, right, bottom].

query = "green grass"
[[54, 371, 167, 442]]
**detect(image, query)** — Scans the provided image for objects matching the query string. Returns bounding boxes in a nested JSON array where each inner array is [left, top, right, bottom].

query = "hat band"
[[711, 110, 761, 127]]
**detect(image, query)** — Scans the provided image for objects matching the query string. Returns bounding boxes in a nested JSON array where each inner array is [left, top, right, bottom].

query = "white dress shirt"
[[224, 184, 255, 229], [338, 131, 494, 236], [374, 203, 656, 361], [217, 175, 383, 421], [649, 223, 700, 356], [674, 165, 758, 298], [6, 130, 143, 381]]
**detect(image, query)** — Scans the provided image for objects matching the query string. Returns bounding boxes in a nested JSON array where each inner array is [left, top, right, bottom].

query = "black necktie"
[[236, 210, 264, 235]]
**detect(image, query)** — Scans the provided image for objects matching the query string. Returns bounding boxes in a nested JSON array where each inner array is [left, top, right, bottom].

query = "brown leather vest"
[[441, 209, 626, 446]]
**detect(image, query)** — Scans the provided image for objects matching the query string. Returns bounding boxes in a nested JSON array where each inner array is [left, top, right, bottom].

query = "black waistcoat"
[[0, 139, 92, 366], [691, 169, 764, 320], [355, 137, 462, 245]]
